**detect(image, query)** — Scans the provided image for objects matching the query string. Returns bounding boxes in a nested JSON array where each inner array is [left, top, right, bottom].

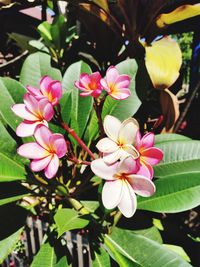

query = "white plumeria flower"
[[91, 156, 155, 218], [96, 115, 139, 164]]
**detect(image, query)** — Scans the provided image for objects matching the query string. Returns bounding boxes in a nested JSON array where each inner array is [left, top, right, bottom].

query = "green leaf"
[[80, 201, 99, 213], [106, 227, 192, 267], [0, 227, 23, 264], [154, 140, 200, 178], [155, 133, 191, 144], [31, 240, 71, 267], [133, 226, 163, 244], [93, 247, 111, 267], [163, 244, 190, 262], [62, 61, 93, 141], [54, 208, 89, 237], [20, 52, 62, 87], [0, 153, 26, 182], [138, 172, 200, 213]]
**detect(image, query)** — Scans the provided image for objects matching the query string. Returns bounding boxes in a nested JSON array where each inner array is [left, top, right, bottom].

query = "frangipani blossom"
[[100, 66, 131, 100], [27, 76, 62, 105], [136, 131, 163, 179], [74, 72, 102, 97], [17, 125, 67, 179], [11, 93, 54, 137], [96, 115, 139, 164], [91, 156, 155, 218]]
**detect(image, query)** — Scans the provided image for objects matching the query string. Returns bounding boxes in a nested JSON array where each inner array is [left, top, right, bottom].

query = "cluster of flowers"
[[91, 115, 163, 218], [12, 76, 67, 178]]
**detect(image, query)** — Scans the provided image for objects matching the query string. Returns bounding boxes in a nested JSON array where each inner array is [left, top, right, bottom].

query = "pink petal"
[[102, 180, 123, 209], [30, 156, 52, 172], [135, 130, 142, 149], [140, 132, 155, 150], [44, 154, 59, 178], [40, 76, 53, 94], [16, 121, 43, 137], [91, 89, 102, 98], [26, 86, 42, 97], [103, 149, 122, 164], [136, 163, 152, 180], [74, 81, 89, 91], [140, 160, 154, 180], [141, 147, 163, 165], [79, 73, 91, 89], [100, 78, 110, 92], [128, 175, 156, 197], [119, 118, 139, 145], [106, 66, 119, 84], [90, 71, 102, 83], [118, 181, 137, 218], [50, 134, 67, 158], [91, 159, 118, 180], [115, 75, 131, 89], [109, 89, 131, 100], [34, 125, 52, 149], [80, 91, 93, 97], [117, 156, 139, 174], [103, 115, 121, 142], [50, 81, 62, 101], [23, 93, 39, 115], [11, 104, 37, 121], [17, 142, 48, 159], [96, 137, 118, 153], [38, 99, 54, 121]]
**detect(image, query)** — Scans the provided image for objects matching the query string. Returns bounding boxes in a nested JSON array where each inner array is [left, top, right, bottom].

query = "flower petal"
[[117, 156, 139, 174], [141, 147, 163, 165], [30, 156, 52, 172], [140, 160, 154, 180], [106, 66, 119, 84], [103, 115, 121, 142], [115, 75, 131, 88], [136, 163, 152, 180], [91, 159, 118, 180], [34, 125, 52, 149], [17, 143, 48, 159], [96, 137, 118, 153], [128, 175, 156, 197], [102, 180, 123, 209], [119, 118, 139, 145], [23, 93, 39, 115], [38, 99, 54, 121], [100, 78, 110, 92], [11, 104, 37, 121], [103, 149, 122, 164], [40, 76, 53, 94], [109, 89, 131, 100], [118, 181, 137, 218], [16, 121, 42, 137], [123, 144, 139, 159], [44, 154, 59, 179], [50, 134, 67, 158], [26, 86, 42, 97], [50, 81, 62, 102], [140, 132, 155, 150]]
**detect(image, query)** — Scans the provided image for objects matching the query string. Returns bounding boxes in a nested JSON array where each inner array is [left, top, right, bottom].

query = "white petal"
[[103, 149, 122, 164], [96, 137, 118, 153], [30, 156, 52, 172], [103, 115, 121, 142], [17, 143, 49, 159], [119, 118, 139, 145], [123, 144, 139, 159], [91, 159, 118, 180], [44, 154, 59, 179], [128, 175, 156, 197], [102, 180, 123, 209], [118, 181, 137, 218], [11, 104, 37, 121], [16, 121, 41, 137]]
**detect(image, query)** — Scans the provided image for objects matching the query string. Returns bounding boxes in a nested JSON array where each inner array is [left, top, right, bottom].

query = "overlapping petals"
[[135, 131, 163, 179], [96, 115, 139, 164], [74, 72, 102, 97], [17, 125, 67, 179], [91, 156, 155, 218], [100, 66, 131, 100], [27, 76, 62, 105], [11, 93, 54, 137]]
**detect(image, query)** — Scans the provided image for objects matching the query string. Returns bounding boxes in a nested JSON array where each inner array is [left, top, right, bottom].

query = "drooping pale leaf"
[[144, 36, 182, 90], [62, 61, 93, 141], [93, 246, 111, 267], [31, 240, 71, 267], [106, 227, 191, 267], [138, 172, 200, 213], [0, 227, 23, 264], [154, 140, 200, 177], [156, 4, 200, 28], [20, 52, 62, 87], [163, 244, 190, 262], [54, 208, 89, 237], [155, 133, 190, 144]]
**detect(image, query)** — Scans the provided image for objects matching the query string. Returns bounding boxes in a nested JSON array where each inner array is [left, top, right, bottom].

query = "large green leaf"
[[31, 240, 71, 267], [54, 208, 89, 237], [0, 227, 23, 264], [93, 247, 111, 267], [154, 140, 200, 178], [88, 59, 141, 141], [155, 133, 191, 144], [62, 61, 93, 141], [133, 226, 163, 244], [20, 52, 62, 87], [106, 227, 191, 267], [138, 172, 200, 213]]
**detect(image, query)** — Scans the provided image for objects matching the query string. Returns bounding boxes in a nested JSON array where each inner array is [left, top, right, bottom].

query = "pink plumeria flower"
[[17, 125, 67, 179], [96, 115, 139, 164], [27, 76, 62, 105], [100, 66, 131, 100], [11, 93, 54, 137], [74, 72, 102, 97], [91, 156, 155, 218], [135, 131, 163, 179]]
